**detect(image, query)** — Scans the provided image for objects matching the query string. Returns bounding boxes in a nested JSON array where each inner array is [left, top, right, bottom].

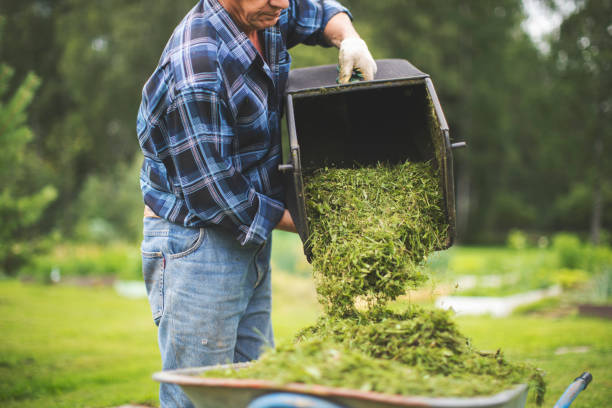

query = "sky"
[[522, 0, 578, 52]]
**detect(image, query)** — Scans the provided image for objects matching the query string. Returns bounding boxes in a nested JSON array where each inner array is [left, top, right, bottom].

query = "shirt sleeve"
[[286, 0, 353, 49], [165, 86, 285, 246]]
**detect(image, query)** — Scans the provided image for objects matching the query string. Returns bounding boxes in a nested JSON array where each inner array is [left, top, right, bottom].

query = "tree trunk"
[[590, 133, 603, 245], [456, 164, 471, 243]]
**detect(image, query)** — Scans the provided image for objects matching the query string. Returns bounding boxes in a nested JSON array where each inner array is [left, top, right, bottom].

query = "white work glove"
[[338, 38, 377, 84]]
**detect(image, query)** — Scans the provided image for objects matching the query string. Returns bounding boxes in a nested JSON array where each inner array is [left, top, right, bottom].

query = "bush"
[[553, 268, 590, 290], [74, 155, 144, 243], [551, 232, 612, 273], [506, 229, 528, 250], [552, 233, 583, 269], [582, 245, 612, 274], [20, 243, 141, 282]]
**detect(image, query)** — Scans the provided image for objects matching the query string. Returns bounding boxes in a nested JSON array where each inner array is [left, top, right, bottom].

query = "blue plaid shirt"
[[137, 0, 349, 246]]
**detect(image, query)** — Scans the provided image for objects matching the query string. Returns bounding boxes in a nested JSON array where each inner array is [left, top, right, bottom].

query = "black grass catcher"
[[279, 59, 465, 260]]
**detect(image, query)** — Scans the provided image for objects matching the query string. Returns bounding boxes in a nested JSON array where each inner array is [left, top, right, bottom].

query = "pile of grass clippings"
[[297, 307, 545, 402], [304, 162, 447, 316], [207, 306, 545, 401], [202, 161, 545, 404]]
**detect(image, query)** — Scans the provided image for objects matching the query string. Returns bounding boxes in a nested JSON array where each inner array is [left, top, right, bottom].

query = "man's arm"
[[322, 11, 358, 48], [323, 12, 377, 83]]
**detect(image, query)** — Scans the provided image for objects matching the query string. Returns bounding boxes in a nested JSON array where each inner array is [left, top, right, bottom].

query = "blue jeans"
[[141, 217, 274, 408]]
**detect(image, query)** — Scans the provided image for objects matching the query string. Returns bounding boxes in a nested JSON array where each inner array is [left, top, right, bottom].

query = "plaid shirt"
[[137, 0, 349, 246]]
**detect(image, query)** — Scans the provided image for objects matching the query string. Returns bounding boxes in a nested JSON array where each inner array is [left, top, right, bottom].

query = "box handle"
[[278, 164, 294, 172]]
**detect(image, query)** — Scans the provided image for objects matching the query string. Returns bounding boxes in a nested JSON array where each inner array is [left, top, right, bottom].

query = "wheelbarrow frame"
[[153, 363, 529, 408]]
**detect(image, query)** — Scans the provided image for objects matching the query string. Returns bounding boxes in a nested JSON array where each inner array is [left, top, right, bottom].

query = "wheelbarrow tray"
[[153, 363, 528, 408]]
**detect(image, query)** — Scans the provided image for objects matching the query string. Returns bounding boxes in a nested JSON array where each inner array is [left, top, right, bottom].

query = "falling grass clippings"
[[304, 161, 447, 316], [202, 160, 546, 404]]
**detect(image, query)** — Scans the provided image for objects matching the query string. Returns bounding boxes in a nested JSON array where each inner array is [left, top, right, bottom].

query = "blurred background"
[[0, 1, 610, 407]]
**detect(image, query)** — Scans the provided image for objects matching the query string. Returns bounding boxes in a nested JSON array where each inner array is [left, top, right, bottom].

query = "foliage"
[[570, 269, 612, 305], [554, 268, 590, 289], [507, 229, 529, 250], [551, 232, 612, 273], [582, 244, 612, 274], [73, 155, 144, 243], [456, 271, 555, 297], [304, 161, 447, 316], [0, 21, 57, 275], [430, 247, 552, 277], [339, 1, 553, 240], [552, 233, 584, 269], [20, 243, 142, 282], [547, 0, 612, 243], [428, 235, 612, 296], [0, 0, 195, 237], [0, 0, 610, 244]]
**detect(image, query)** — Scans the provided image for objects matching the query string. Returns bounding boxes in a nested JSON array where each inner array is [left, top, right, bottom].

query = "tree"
[[548, 0, 612, 244], [0, 0, 196, 236], [341, 0, 552, 242], [0, 18, 57, 274]]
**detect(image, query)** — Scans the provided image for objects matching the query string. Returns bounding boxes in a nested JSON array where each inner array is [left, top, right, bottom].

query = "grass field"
[[0, 272, 320, 408], [1, 274, 610, 408]]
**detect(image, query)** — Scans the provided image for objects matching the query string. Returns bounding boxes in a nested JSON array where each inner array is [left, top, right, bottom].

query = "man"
[[137, 0, 376, 406]]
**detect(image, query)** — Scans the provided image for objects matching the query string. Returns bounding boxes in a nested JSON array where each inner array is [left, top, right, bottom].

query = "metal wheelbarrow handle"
[[553, 372, 593, 408]]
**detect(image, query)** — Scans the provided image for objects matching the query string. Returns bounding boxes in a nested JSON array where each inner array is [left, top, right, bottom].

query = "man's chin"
[[255, 17, 280, 30]]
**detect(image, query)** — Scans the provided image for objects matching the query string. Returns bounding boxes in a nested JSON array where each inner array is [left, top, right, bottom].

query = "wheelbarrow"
[[152, 365, 592, 408]]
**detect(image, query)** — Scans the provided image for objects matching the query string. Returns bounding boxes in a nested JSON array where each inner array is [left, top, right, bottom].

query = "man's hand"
[[338, 38, 377, 83], [275, 209, 297, 233], [323, 13, 377, 84]]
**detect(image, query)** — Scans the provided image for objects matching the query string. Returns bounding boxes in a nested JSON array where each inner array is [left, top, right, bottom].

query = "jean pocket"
[[165, 224, 206, 260], [142, 246, 164, 326]]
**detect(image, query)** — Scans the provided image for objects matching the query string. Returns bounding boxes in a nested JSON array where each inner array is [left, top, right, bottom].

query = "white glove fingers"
[[339, 58, 355, 84], [339, 38, 376, 83], [360, 58, 376, 81]]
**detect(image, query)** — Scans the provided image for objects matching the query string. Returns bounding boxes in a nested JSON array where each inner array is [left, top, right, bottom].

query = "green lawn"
[[0, 272, 320, 408], [455, 315, 612, 407], [1, 277, 610, 407]]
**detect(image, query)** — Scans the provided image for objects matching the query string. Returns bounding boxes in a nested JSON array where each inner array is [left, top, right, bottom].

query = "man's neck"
[[217, 0, 264, 56], [248, 31, 265, 57]]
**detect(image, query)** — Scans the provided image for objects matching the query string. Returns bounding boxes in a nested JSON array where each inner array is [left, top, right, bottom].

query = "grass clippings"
[[304, 161, 447, 316], [202, 161, 545, 404], [207, 306, 545, 401]]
